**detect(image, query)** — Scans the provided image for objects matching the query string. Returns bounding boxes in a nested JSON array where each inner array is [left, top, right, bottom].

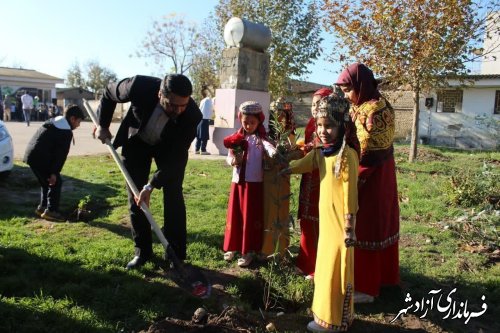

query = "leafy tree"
[[66, 62, 87, 89], [188, 20, 224, 101], [322, 0, 500, 162], [135, 13, 200, 75], [212, 0, 323, 97], [85, 60, 117, 94]]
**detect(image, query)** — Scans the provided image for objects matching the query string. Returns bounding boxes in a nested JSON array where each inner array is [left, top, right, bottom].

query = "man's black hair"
[[65, 104, 85, 120], [160, 74, 193, 97]]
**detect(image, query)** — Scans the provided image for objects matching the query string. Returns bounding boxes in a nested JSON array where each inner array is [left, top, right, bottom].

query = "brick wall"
[[394, 109, 413, 139]]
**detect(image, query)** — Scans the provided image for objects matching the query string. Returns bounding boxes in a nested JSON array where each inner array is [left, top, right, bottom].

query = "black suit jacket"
[[97, 75, 202, 188]]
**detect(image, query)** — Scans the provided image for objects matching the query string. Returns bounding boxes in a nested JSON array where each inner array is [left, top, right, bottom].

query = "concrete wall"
[[418, 87, 499, 149]]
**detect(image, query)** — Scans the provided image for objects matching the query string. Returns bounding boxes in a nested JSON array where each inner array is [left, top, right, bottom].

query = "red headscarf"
[[314, 87, 333, 97], [336, 63, 381, 106]]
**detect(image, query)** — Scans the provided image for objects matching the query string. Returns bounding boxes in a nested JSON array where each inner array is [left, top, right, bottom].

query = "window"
[[495, 90, 500, 114], [437, 90, 463, 113]]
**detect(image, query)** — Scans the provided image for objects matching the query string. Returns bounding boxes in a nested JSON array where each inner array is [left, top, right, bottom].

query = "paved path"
[[4, 120, 225, 160]]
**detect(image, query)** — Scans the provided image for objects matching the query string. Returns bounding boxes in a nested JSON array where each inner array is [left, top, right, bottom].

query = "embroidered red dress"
[[352, 97, 400, 296]]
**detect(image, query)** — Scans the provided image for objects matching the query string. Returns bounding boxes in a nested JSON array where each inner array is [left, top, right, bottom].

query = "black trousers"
[[122, 136, 187, 261], [29, 166, 62, 211], [195, 119, 210, 152]]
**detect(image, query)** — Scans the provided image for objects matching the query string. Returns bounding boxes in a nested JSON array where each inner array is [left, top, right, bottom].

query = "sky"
[[0, 0, 338, 86]]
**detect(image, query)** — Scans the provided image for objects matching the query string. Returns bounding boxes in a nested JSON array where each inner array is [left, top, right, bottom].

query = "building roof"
[[56, 87, 95, 99], [290, 79, 329, 94], [0, 66, 63, 82], [445, 73, 500, 80]]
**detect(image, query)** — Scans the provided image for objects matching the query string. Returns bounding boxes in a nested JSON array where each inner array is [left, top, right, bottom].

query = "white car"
[[0, 120, 14, 174]]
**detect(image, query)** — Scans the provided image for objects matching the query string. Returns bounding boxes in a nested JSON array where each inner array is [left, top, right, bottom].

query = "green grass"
[[0, 145, 498, 333]]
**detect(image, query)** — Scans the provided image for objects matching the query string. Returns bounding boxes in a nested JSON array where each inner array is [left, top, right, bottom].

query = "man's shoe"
[[126, 256, 148, 270], [200, 151, 211, 155], [35, 206, 46, 217], [41, 209, 65, 222], [194, 150, 201, 154]]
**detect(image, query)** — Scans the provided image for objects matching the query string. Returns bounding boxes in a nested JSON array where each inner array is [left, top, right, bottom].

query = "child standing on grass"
[[24, 105, 85, 222], [285, 94, 358, 333], [223, 101, 276, 267]]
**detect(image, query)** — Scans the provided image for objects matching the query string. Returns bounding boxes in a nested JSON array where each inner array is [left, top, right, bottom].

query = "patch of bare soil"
[[142, 306, 264, 333], [395, 146, 451, 163]]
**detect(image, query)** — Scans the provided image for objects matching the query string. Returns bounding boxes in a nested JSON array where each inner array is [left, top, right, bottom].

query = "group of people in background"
[[2, 93, 59, 123], [21, 63, 399, 333]]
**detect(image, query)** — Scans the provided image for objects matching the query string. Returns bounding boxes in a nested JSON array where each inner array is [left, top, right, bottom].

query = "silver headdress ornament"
[[314, 90, 351, 179], [314, 92, 350, 122]]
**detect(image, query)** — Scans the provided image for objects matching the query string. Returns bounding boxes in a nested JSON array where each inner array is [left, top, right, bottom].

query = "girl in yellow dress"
[[285, 93, 358, 332]]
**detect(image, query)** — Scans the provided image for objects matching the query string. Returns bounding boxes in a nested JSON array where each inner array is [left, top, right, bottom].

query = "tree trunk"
[[409, 89, 420, 163]]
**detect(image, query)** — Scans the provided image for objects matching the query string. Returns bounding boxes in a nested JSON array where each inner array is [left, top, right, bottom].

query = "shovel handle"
[[82, 99, 177, 260]]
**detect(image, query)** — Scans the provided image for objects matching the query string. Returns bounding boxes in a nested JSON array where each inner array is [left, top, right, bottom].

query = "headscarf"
[[335, 63, 381, 106], [313, 87, 333, 98]]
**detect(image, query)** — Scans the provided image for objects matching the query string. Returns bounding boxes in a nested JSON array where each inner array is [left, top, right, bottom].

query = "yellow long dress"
[[289, 147, 358, 331]]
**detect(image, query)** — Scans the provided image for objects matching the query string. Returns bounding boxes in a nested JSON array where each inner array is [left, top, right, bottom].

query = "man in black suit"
[[96, 74, 202, 269]]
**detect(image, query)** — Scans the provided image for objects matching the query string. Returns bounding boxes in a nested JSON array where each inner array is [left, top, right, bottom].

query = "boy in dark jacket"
[[24, 104, 85, 221]]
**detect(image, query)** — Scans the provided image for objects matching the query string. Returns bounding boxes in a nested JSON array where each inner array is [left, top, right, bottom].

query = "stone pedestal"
[[193, 19, 271, 156], [219, 48, 270, 92]]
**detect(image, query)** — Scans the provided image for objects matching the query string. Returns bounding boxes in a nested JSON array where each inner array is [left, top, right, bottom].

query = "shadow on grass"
[[0, 300, 109, 333], [0, 164, 119, 223], [0, 247, 201, 333], [354, 267, 498, 333]]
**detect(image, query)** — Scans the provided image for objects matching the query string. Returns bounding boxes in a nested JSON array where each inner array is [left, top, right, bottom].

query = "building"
[[0, 67, 63, 105], [417, 75, 500, 149], [56, 87, 95, 111], [285, 79, 330, 126]]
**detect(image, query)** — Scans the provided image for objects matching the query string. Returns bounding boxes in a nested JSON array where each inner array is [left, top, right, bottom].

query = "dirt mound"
[[142, 306, 263, 333], [395, 146, 451, 163]]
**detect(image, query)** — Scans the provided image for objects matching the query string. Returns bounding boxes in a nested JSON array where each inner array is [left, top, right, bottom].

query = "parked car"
[[0, 120, 14, 174]]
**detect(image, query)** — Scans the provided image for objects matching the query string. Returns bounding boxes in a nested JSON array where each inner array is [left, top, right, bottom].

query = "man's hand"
[[135, 188, 152, 207], [96, 126, 112, 144], [47, 174, 57, 186]]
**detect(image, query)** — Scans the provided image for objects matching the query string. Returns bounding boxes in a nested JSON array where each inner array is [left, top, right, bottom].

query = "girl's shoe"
[[353, 291, 375, 303], [237, 253, 253, 267], [223, 251, 236, 261], [306, 321, 339, 332]]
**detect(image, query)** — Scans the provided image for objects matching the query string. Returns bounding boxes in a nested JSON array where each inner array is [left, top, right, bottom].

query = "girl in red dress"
[[223, 101, 276, 267]]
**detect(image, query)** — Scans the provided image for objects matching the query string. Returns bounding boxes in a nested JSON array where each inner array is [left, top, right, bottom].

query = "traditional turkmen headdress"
[[238, 101, 267, 138], [314, 90, 351, 178]]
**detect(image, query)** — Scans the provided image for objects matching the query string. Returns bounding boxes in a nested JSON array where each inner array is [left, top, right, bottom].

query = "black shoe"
[[41, 209, 66, 222], [126, 256, 148, 270]]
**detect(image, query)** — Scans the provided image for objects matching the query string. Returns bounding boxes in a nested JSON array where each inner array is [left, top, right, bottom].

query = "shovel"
[[83, 99, 210, 298]]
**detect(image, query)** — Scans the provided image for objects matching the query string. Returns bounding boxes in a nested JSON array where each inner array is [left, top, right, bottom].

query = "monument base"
[[190, 88, 270, 155]]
